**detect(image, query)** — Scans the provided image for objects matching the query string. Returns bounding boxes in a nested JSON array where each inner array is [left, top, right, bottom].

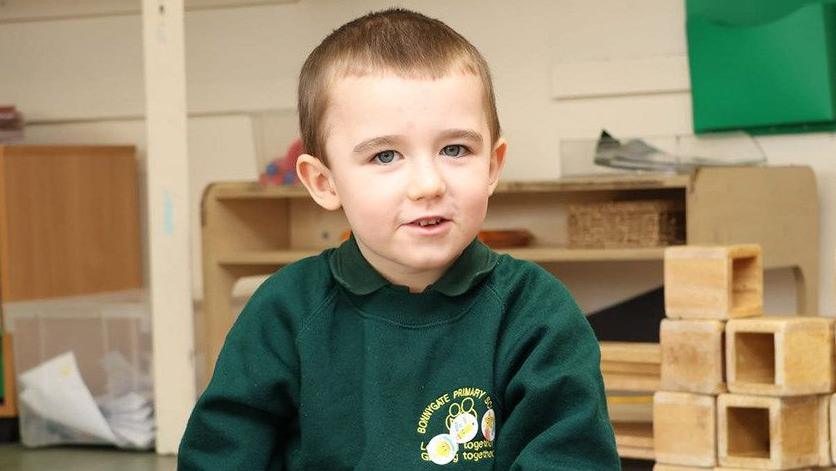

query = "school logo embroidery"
[[417, 387, 496, 465]]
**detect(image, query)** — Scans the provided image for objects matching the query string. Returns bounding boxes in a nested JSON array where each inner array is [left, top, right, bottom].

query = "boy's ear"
[[296, 154, 342, 210], [488, 137, 507, 194]]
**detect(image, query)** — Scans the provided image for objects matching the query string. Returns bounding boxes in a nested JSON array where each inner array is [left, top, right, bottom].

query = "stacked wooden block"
[[653, 245, 835, 470]]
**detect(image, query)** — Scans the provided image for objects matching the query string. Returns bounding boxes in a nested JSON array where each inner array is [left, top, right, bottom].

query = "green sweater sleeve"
[[492, 265, 620, 470], [178, 274, 304, 471]]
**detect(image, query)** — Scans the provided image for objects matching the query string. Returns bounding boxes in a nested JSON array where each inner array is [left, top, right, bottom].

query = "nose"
[[406, 157, 446, 201]]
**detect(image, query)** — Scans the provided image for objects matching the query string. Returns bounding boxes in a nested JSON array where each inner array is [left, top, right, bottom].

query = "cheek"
[[448, 169, 491, 203], [457, 189, 490, 223], [473, 199, 490, 223], [337, 181, 396, 227]]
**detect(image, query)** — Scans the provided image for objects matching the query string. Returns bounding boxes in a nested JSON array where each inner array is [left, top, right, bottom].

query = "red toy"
[[260, 138, 304, 186]]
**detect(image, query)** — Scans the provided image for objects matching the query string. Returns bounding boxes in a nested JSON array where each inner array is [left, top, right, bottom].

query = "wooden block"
[[726, 317, 833, 396], [654, 391, 716, 467], [661, 319, 726, 394], [652, 464, 711, 470], [613, 422, 653, 449], [664, 245, 762, 320], [830, 393, 836, 465], [718, 393, 825, 469], [714, 468, 812, 470], [617, 445, 654, 460], [819, 395, 832, 467], [614, 422, 654, 460]]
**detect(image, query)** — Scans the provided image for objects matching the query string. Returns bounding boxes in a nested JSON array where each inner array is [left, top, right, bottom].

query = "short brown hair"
[[298, 8, 500, 165]]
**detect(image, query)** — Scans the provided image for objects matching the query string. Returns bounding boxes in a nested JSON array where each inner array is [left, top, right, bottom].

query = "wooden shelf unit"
[[201, 166, 819, 461], [612, 422, 655, 461], [602, 342, 659, 459], [215, 247, 668, 267]]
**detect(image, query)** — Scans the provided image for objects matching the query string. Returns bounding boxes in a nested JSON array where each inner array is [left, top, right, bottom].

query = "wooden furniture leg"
[[0, 333, 17, 418]]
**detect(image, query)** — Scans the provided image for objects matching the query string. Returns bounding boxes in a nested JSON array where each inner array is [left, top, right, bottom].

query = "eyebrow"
[[352, 135, 401, 155], [351, 129, 485, 155], [438, 129, 484, 146]]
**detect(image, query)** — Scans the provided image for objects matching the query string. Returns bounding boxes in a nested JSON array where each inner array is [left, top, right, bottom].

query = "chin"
[[401, 248, 460, 271]]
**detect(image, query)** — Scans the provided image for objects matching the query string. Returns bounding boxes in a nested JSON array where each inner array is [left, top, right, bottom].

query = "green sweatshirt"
[[178, 237, 619, 470]]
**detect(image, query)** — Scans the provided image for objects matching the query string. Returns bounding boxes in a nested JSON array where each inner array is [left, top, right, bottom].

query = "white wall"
[[1, 0, 833, 314]]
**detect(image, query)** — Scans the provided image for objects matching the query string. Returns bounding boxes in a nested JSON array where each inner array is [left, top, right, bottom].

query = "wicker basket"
[[568, 200, 685, 249]]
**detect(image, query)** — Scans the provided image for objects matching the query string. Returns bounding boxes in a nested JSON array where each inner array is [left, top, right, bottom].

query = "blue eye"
[[373, 150, 397, 164], [441, 145, 467, 158]]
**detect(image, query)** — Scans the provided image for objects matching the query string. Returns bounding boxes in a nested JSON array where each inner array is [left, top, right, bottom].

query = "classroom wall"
[[1, 0, 832, 315]]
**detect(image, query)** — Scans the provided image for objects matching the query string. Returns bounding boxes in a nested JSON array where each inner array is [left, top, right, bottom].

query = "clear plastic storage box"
[[3, 290, 154, 448]]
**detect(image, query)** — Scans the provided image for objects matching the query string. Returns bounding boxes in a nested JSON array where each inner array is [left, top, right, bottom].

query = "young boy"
[[179, 8, 619, 470]]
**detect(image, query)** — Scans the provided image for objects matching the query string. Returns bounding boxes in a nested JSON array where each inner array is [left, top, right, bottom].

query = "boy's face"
[[298, 72, 506, 291]]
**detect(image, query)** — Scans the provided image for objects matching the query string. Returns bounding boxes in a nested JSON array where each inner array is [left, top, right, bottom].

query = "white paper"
[[112, 426, 155, 449], [19, 352, 118, 444], [96, 360, 156, 449], [98, 391, 152, 416]]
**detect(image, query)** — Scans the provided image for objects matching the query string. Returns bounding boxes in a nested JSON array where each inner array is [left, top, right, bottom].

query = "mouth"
[[404, 216, 453, 233], [408, 216, 450, 227], [415, 216, 446, 226]]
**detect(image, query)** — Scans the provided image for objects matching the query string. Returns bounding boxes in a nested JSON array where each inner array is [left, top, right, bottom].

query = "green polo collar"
[[329, 235, 499, 296]]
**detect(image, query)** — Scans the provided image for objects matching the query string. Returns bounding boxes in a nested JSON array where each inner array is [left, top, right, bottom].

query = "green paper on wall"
[[686, 0, 836, 134]]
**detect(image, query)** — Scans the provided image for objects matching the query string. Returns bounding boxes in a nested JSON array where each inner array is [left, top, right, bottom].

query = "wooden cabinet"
[[0, 145, 143, 417], [200, 165, 818, 458], [0, 145, 142, 302]]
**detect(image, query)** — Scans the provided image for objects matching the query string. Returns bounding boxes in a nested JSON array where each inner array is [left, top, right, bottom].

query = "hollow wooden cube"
[[718, 393, 826, 469], [661, 319, 726, 394], [654, 391, 716, 467], [726, 317, 833, 396], [664, 245, 762, 320]]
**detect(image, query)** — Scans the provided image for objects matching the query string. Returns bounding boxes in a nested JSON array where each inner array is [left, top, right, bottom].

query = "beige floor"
[[0, 444, 176, 471]]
